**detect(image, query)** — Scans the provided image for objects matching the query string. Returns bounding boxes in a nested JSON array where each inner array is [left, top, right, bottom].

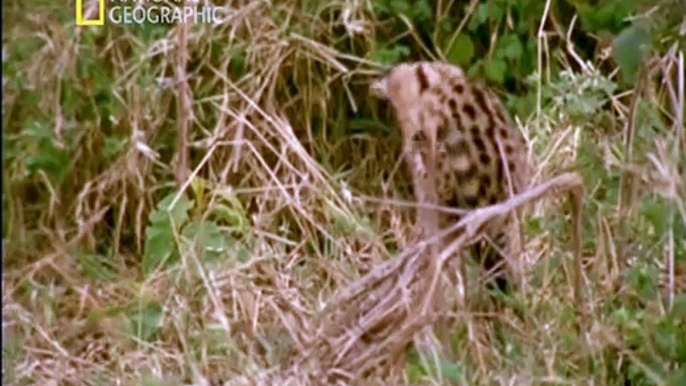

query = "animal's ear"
[[369, 65, 395, 99], [420, 63, 443, 86], [369, 76, 389, 99]]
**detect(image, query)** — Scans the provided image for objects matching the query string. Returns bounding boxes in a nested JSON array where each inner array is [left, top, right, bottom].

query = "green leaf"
[[368, 44, 410, 64], [437, 359, 464, 382], [446, 34, 474, 66], [23, 119, 72, 184], [182, 220, 233, 260], [210, 189, 250, 235], [405, 347, 464, 382], [406, 361, 424, 383], [613, 25, 651, 84], [487, 2, 504, 23], [142, 232, 175, 276], [333, 214, 373, 238], [139, 375, 165, 386], [626, 264, 659, 301], [348, 118, 393, 135], [78, 253, 117, 281], [412, 0, 432, 23], [389, 0, 410, 14], [229, 48, 247, 81], [104, 136, 126, 160], [484, 59, 507, 84], [468, 3, 490, 30], [641, 197, 671, 236], [210, 204, 249, 236], [666, 368, 686, 386], [499, 34, 524, 60], [142, 192, 194, 277], [670, 294, 686, 322], [129, 303, 163, 341], [162, 194, 194, 226]]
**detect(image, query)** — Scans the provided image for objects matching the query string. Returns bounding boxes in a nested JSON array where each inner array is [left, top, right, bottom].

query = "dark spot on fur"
[[472, 87, 491, 116], [479, 152, 491, 165], [470, 125, 480, 137], [446, 140, 468, 155], [448, 98, 458, 112], [416, 65, 429, 93], [496, 160, 504, 183], [478, 183, 488, 197], [457, 118, 466, 131], [499, 128, 509, 138], [446, 195, 460, 208], [495, 109, 507, 124], [452, 114, 466, 131], [463, 103, 476, 119], [453, 83, 464, 94], [508, 160, 516, 172], [473, 137, 486, 152], [487, 115, 496, 134], [485, 125, 495, 140], [464, 195, 480, 208], [488, 195, 499, 205], [437, 122, 447, 140], [504, 144, 513, 155], [482, 175, 492, 188], [412, 130, 426, 142]]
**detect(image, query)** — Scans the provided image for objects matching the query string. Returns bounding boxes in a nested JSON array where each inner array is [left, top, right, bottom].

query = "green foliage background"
[[2, 0, 685, 384]]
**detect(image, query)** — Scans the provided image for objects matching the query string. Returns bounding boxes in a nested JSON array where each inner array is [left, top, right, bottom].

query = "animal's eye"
[[412, 130, 426, 142]]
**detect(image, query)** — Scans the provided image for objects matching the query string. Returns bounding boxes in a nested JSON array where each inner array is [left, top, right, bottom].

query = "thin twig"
[[302, 172, 585, 382], [175, 18, 191, 188]]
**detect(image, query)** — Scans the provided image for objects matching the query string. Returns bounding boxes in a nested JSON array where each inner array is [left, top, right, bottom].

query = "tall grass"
[[3, 0, 685, 385]]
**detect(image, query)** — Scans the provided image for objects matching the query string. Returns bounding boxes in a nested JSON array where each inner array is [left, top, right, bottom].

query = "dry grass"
[[3, 1, 685, 385]]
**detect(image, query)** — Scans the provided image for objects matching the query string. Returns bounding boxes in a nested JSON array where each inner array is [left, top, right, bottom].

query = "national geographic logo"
[[76, 0, 105, 26], [76, 0, 226, 26]]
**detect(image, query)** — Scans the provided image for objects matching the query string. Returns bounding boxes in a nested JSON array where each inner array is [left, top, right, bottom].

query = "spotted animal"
[[371, 61, 530, 293]]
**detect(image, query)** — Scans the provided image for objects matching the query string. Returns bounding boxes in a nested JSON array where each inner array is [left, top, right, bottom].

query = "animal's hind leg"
[[473, 233, 510, 294]]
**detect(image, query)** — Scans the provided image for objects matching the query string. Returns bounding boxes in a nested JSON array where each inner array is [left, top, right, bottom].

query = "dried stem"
[[174, 19, 191, 188], [287, 172, 586, 384]]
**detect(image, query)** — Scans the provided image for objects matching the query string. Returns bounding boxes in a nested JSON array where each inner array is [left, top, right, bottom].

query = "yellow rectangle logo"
[[76, 0, 105, 26]]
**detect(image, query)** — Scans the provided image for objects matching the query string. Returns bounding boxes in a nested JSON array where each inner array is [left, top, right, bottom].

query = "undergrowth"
[[2, 0, 685, 385]]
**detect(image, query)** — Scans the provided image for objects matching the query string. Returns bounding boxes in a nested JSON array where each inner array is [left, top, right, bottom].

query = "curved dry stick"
[[285, 172, 586, 384]]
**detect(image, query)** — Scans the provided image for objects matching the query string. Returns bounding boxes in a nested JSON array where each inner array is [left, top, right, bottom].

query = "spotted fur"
[[371, 61, 530, 292]]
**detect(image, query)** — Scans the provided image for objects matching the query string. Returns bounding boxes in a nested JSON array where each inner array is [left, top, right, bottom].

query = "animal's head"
[[370, 61, 465, 109]]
